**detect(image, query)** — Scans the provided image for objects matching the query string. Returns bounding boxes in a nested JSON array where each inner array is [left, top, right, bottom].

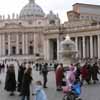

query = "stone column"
[[75, 37, 78, 51], [8, 34, 11, 55], [25, 33, 28, 55], [47, 39, 50, 60], [90, 36, 93, 58], [22, 33, 25, 55], [57, 35, 60, 61], [43, 37, 47, 60], [98, 35, 100, 59], [16, 34, 19, 54], [0, 35, 1, 56], [2, 34, 5, 56], [75, 37, 78, 58], [93, 36, 98, 58], [34, 33, 38, 54], [83, 36, 85, 58]]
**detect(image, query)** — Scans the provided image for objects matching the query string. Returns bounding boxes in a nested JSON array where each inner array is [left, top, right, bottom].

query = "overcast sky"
[[0, 0, 100, 23]]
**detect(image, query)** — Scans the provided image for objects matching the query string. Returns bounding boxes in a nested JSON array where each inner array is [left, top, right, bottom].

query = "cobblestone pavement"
[[0, 65, 100, 100]]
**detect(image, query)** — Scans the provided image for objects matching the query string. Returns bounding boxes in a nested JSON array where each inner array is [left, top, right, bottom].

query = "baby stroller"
[[62, 80, 82, 100]]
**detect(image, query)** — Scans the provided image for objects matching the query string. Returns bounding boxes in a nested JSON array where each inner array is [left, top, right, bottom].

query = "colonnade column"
[[22, 33, 25, 55], [98, 35, 100, 59], [34, 33, 39, 54], [83, 36, 85, 58], [25, 33, 28, 55], [8, 34, 11, 55], [43, 37, 47, 60], [2, 34, 5, 56], [0, 35, 1, 56], [47, 39, 50, 60], [75, 37, 78, 57], [57, 35, 60, 61], [90, 36, 93, 58], [16, 34, 19, 54]]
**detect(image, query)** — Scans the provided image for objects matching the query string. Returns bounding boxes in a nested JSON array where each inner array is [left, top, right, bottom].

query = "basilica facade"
[[0, 0, 60, 62], [0, 1, 100, 62]]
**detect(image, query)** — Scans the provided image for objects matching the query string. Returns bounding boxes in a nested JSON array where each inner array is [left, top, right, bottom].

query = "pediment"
[[3, 22, 23, 29]]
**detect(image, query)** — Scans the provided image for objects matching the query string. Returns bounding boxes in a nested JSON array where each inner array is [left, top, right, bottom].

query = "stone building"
[[0, 1, 100, 62], [44, 3, 100, 61], [0, 0, 60, 62]]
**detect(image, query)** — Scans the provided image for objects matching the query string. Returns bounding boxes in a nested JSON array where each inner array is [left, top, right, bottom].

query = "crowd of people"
[[1, 61, 48, 100], [55, 60, 100, 91], [0, 58, 99, 100]]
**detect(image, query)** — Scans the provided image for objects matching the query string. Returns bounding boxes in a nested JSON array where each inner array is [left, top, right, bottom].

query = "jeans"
[[21, 95, 29, 100]]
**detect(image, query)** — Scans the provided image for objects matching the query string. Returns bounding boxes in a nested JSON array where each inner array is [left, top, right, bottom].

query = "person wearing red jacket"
[[80, 63, 90, 85], [55, 63, 64, 91]]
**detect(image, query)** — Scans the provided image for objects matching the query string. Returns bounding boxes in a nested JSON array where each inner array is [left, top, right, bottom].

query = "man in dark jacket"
[[91, 62, 100, 84], [41, 63, 48, 88], [17, 64, 26, 95], [21, 67, 32, 100]]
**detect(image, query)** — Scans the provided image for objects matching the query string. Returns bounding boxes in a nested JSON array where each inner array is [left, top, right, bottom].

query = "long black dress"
[[17, 65, 26, 92], [21, 72, 32, 96], [4, 69, 16, 92]]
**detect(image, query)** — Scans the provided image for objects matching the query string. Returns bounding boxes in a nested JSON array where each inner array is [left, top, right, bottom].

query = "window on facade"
[[30, 41, 33, 44], [11, 46, 16, 55], [28, 46, 33, 55], [19, 22, 22, 25], [19, 49, 22, 55], [71, 37, 75, 42], [19, 42, 22, 44], [5, 49, 8, 55], [49, 20, 55, 24], [35, 53, 40, 56]]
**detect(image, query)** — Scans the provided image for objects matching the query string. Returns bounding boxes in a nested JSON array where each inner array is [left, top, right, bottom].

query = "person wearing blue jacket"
[[71, 79, 82, 100], [33, 81, 48, 100]]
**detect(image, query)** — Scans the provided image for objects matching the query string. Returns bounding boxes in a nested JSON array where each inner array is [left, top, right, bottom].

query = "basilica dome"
[[20, 0, 45, 18]]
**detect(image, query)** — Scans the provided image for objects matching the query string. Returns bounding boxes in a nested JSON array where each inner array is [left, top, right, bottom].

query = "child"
[[33, 81, 48, 100], [62, 79, 82, 100], [71, 79, 81, 96]]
